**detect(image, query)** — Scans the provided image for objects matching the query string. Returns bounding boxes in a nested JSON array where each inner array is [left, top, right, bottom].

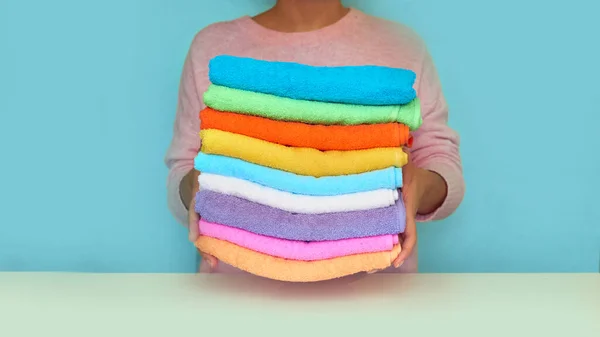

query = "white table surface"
[[0, 272, 598, 337]]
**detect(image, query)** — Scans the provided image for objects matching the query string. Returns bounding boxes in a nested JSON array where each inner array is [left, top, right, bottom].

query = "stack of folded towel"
[[193, 55, 422, 282]]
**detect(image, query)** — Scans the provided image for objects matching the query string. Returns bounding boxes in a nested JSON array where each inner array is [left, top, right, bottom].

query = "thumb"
[[188, 201, 200, 242], [188, 198, 200, 242], [394, 215, 416, 267], [394, 188, 417, 267], [188, 220, 199, 242]]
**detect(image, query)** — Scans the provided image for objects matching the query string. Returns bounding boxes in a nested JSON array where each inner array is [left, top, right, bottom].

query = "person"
[[164, 0, 465, 274]]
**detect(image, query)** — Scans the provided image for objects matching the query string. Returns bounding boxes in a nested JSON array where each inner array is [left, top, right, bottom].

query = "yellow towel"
[[195, 236, 402, 282], [200, 129, 408, 177]]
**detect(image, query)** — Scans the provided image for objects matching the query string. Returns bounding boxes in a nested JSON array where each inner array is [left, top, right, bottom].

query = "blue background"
[[0, 0, 598, 273]]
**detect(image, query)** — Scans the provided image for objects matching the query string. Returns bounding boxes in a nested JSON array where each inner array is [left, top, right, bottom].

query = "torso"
[[192, 8, 423, 274]]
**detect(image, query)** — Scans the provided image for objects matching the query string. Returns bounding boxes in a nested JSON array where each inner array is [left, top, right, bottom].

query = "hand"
[[188, 198, 218, 271], [392, 161, 446, 268], [392, 161, 419, 268], [184, 170, 218, 271]]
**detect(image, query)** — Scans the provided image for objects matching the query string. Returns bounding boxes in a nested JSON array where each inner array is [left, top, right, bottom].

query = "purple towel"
[[195, 190, 406, 241]]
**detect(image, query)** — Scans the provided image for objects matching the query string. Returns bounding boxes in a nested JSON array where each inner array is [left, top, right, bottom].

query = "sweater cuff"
[[415, 161, 464, 222]]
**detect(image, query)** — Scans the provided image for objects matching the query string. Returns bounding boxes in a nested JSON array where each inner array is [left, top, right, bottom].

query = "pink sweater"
[[164, 9, 465, 271]]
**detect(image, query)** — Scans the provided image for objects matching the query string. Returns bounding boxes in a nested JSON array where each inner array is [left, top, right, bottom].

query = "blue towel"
[[195, 190, 406, 241], [208, 55, 417, 106], [194, 153, 403, 196]]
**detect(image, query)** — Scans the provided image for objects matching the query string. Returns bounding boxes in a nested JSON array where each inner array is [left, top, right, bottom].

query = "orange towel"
[[200, 108, 413, 151], [195, 236, 402, 282]]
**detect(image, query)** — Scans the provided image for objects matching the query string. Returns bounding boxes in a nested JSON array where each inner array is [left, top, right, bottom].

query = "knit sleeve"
[[164, 38, 205, 226], [411, 46, 465, 222]]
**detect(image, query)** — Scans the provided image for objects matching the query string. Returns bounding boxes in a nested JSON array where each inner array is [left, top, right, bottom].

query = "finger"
[[393, 230, 415, 268], [199, 250, 218, 270], [393, 210, 417, 268], [188, 213, 200, 242], [188, 197, 200, 242], [395, 180, 418, 267], [198, 253, 218, 273]]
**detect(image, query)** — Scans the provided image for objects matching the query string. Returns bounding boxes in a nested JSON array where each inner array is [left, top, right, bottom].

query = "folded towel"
[[208, 55, 416, 105], [199, 220, 399, 261], [200, 129, 408, 177], [195, 190, 406, 241], [204, 85, 422, 130], [200, 107, 413, 150], [198, 173, 399, 214], [195, 236, 402, 282], [195, 153, 402, 196]]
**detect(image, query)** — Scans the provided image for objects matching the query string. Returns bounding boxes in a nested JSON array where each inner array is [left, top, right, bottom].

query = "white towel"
[[198, 173, 399, 214]]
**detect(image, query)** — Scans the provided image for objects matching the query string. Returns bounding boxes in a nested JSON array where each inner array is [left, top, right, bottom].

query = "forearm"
[[417, 169, 448, 215], [179, 169, 200, 210], [164, 31, 211, 223]]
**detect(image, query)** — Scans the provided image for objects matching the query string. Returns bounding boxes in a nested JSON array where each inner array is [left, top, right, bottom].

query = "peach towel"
[[200, 107, 413, 150], [195, 236, 402, 282]]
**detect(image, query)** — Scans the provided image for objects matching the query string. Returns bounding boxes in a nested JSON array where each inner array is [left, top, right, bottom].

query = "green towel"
[[203, 85, 423, 130]]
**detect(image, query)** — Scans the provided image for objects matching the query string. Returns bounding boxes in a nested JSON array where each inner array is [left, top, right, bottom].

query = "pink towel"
[[199, 220, 399, 261]]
